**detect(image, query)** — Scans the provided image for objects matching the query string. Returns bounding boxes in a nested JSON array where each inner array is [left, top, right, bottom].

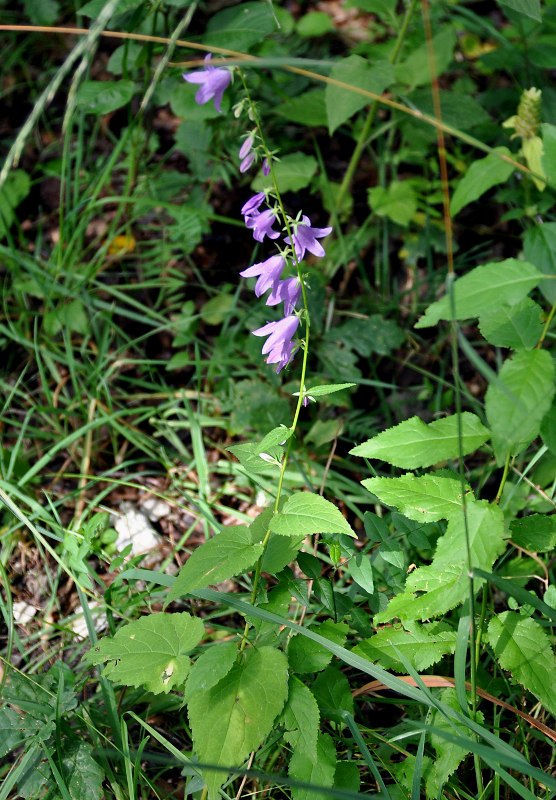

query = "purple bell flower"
[[245, 208, 280, 242], [253, 316, 300, 373], [183, 54, 231, 113], [240, 255, 285, 297], [286, 215, 332, 261], [265, 276, 302, 315], [241, 192, 266, 218], [240, 152, 255, 173], [239, 134, 254, 159]]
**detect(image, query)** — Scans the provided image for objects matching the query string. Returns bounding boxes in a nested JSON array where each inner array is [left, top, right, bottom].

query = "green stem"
[[537, 296, 556, 347], [495, 452, 511, 504], [331, 0, 418, 219]]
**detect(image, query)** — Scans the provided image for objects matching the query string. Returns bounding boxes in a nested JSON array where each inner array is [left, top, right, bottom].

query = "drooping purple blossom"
[[286, 215, 332, 261], [240, 152, 256, 173], [183, 53, 231, 113], [241, 192, 266, 218], [239, 134, 254, 160], [245, 208, 280, 242], [253, 315, 300, 373], [265, 276, 301, 315], [240, 255, 285, 297]]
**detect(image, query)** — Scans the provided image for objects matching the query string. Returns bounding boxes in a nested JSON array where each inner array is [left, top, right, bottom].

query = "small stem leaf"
[[351, 412, 490, 469], [415, 259, 545, 328], [375, 501, 506, 623], [281, 677, 320, 759], [363, 473, 472, 522], [86, 612, 204, 694], [478, 298, 544, 350], [487, 611, 556, 716], [300, 382, 356, 399], [270, 493, 355, 538], [184, 642, 239, 702], [167, 526, 263, 600], [352, 621, 458, 672], [188, 646, 288, 800], [289, 732, 337, 800], [256, 426, 292, 453], [227, 442, 284, 474], [485, 349, 555, 465]]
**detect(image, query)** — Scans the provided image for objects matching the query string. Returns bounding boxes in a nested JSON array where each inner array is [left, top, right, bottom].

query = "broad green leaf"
[[270, 492, 355, 538], [0, 170, 31, 239], [262, 533, 304, 574], [288, 620, 348, 673], [406, 88, 491, 132], [227, 442, 283, 474], [205, 1, 275, 50], [479, 297, 544, 350], [485, 349, 555, 464], [201, 293, 235, 325], [510, 514, 556, 552], [346, 552, 374, 594], [329, 315, 404, 357], [326, 56, 395, 134], [450, 148, 514, 216], [289, 732, 337, 800], [303, 382, 356, 399], [376, 501, 506, 622], [541, 406, 556, 454], [415, 259, 545, 328], [368, 180, 417, 227], [394, 27, 456, 88], [87, 612, 204, 694], [257, 426, 292, 453], [184, 642, 238, 701], [188, 646, 288, 800], [353, 621, 457, 672], [23, 0, 60, 25], [297, 10, 333, 36], [363, 473, 471, 522], [351, 412, 490, 468], [282, 677, 320, 759], [60, 740, 104, 800], [497, 0, 541, 21], [76, 80, 135, 114], [170, 82, 225, 120], [523, 221, 556, 304], [252, 153, 318, 193], [107, 41, 144, 75], [167, 526, 263, 599], [426, 689, 484, 798], [487, 611, 556, 715], [275, 89, 328, 127], [312, 666, 354, 722]]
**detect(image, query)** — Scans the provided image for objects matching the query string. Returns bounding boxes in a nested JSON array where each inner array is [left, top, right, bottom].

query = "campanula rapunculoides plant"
[[85, 48, 556, 800]]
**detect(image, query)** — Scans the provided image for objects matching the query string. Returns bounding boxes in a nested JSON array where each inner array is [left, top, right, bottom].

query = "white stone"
[[141, 496, 171, 522], [113, 505, 162, 554], [12, 601, 37, 625]]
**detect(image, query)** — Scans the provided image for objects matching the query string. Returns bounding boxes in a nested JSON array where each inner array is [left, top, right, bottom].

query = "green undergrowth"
[[0, 0, 555, 798]]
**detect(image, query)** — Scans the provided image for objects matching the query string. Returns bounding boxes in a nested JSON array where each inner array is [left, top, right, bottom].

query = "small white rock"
[[71, 602, 107, 638], [141, 496, 171, 522], [12, 601, 37, 625], [113, 505, 162, 554]]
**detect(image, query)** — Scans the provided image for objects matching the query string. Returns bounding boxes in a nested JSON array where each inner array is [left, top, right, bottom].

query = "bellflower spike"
[[183, 53, 231, 113], [253, 316, 300, 373], [266, 276, 302, 315], [287, 215, 332, 261], [240, 255, 285, 297], [241, 192, 266, 218], [245, 207, 280, 242]]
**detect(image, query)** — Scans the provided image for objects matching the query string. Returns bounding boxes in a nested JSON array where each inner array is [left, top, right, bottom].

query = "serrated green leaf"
[[312, 666, 354, 722], [351, 412, 490, 468], [415, 259, 545, 328], [376, 501, 506, 622], [303, 382, 356, 399], [353, 621, 457, 672], [76, 80, 135, 114], [269, 492, 355, 538], [188, 646, 288, 800], [329, 315, 404, 357], [485, 349, 555, 464], [487, 611, 556, 715], [167, 526, 263, 600], [282, 677, 320, 759], [289, 732, 337, 800], [87, 612, 204, 693], [479, 297, 544, 350], [450, 148, 514, 216], [262, 533, 304, 574], [510, 514, 556, 552], [288, 620, 348, 673], [523, 221, 556, 304], [184, 642, 238, 701], [497, 0, 541, 21], [60, 740, 104, 800], [252, 153, 318, 193], [394, 27, 456, 88], [326, 56, 395, 134], [363, 473, 471, 522]]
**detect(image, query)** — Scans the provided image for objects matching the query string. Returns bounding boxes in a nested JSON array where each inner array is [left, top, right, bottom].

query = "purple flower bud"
[[239, 134, 254, 160], [183, 53, 232, 113], [240, 255, 285, 297], [245, 208, 280, 242], [240, 152, 256, 173], [286, 215, 332, 261], [253, 315, 300, 373], [241, 192, 266, 217], [265, 276, 301, 315], [263, 157, 271, 176]]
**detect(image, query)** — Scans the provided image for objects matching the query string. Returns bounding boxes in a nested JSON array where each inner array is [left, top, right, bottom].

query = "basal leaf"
[[326, 56, 395, 134], [184, 642, 238, 701], [270, 492, 356, 538], [188, 646, 288, 800], [450, 148, 514, 216], [289, 732, 336, 800], [362, 473, 471, 522], [351, 412, 490, 468], [282, 677, 320, 759], [87, 612, 204, 694], [376, 500, 506, 622], [479, 297, 544, 350], [485, 349, 555, 464], [353, 621, 457, 672], [167, 526, 263, 599], [415, 259, 545, 328], [487, 611, 556, 715], [509, 514, 556, 552]]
